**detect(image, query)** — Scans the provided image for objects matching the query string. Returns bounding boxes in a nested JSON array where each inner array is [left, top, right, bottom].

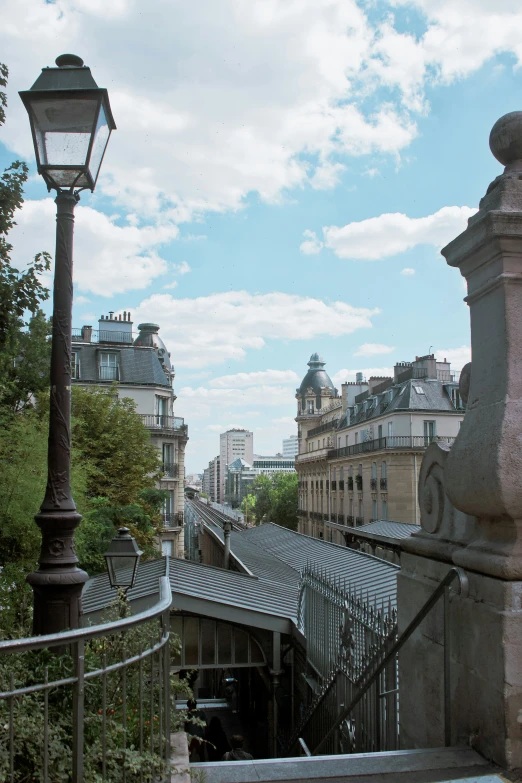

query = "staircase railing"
[[308, 566, 468, 756], [286, 566, 467, 758]]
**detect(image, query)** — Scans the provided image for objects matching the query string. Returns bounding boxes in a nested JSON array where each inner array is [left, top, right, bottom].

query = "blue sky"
[[1, 0, 521, 472]]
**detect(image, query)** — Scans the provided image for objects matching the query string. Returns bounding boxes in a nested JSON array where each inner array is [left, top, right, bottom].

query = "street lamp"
[[104, 528, 142, 594], [19, 55, 116, 635]]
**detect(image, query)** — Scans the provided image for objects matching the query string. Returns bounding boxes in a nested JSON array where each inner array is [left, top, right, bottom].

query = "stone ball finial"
[[489, 112, 522, 166]]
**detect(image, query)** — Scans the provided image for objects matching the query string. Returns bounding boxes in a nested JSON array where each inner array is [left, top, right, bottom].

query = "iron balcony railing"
[[163, 512, 184, 527], [307, 419, 341, 438], [370, 478, 377, 490], [161, 462, 179, 478], [380, 477, 388, 490], [139, 415, 186, 432], [72, 328, 136, 344], [355, 516, 364, 525], [329, 435, 456, 460], [0, 576, 172, 782]]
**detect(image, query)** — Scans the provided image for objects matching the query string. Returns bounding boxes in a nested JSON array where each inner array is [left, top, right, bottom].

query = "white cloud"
[[0, 0, 422, 224], [10, 199, 175, 296], [435, 346, 471, 371], [163, 281, 178, 290], [354, 343, 395, 357], [333, 367, 394, 384], [132, 291, 379, 368], [272, 416, 297, 426], [173, 261, 191, 275], [75, 295, 92, 305], [205, 423, 245, 432], [322, 206, 477, 260], [210, 369, 300, 388], [180, 385, 292, 407], [401, 268, 416, 276], [300, 230, 324, 255]]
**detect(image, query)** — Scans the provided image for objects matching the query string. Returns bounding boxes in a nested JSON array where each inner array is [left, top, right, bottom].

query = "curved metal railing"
[[0, 576, 172, 782]]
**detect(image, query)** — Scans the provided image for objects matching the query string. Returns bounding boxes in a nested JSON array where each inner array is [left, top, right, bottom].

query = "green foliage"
[[251, 472, 298, 529], [0, 409, 90, 569], [0, 63, 51, 351], [72, 386, 161, 506], [0, 309, 52, 414], [240, 493, 256, 522]]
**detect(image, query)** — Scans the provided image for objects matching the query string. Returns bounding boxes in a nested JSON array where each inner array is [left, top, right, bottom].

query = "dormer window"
[[307, 401, 314, 414], [71, 352, 80, 380], [99, 352, 119, 381]]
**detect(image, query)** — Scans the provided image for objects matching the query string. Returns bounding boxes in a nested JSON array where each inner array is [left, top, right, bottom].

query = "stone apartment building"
[[295, 352, 465, 542], [71, 313, 188, 557]]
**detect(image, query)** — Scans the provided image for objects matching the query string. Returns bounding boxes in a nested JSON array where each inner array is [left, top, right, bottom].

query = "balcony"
[[347, 477, 354, 491], [380, 477, 388, 490], [307, 419, 341, 438], [161, 462, 179, 478], [370, 478, 377, 491], [139, 414, 186, 433], [163, 511, 184, 528], [355, 475, 363, 490], [331, 481, 337, 491], [346, 515, 354, 525], [339, 480, 344, 491], [355, 516, 364, 526], [328, 435, 456, 460]]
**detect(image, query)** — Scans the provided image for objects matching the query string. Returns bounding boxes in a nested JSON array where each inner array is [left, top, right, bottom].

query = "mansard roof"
[[71, 342, 171, 387]]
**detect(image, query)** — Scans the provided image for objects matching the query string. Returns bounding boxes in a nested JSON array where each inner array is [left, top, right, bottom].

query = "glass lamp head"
[[104, 527, 142, 591], [19, 54, 116, 192]]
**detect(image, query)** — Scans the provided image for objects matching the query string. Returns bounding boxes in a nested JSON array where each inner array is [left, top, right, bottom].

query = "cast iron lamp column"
[[20, 54, 116, 634]]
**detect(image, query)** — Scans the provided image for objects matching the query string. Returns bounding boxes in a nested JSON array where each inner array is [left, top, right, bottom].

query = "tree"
[[252, 474, 272, 524], [71, 386, 161, 506], [269, 472, 298, 530], [0, 310, 51, 414], [240, 493, 256, 524], [0, 63, 51, 351]]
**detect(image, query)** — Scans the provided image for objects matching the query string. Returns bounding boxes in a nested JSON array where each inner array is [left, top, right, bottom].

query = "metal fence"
[[138, 415, 186, 431], [0, 577, 172, 782], [328, 435, 456, 460]]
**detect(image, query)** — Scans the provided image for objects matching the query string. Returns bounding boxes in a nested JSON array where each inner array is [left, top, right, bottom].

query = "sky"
[[1, 0, 521, 473]]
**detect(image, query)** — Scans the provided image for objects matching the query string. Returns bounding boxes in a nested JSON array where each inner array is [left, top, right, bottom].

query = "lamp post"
[[19, 54, 116, 635], [104, 527, 143, 595]]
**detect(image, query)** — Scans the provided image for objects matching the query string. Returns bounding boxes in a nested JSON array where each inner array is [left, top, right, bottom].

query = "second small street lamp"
[[104, 527, 143, 595], [19, 54, 116, 635]]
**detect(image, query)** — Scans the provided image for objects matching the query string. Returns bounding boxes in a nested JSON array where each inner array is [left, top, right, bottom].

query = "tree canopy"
[[250, 472, 298, 529]]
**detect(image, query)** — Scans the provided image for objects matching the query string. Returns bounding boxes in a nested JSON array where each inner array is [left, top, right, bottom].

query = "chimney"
[[81, 325, 92, 343]]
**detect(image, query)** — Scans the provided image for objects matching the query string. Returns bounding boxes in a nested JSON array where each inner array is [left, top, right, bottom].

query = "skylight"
[[414, 386, 425, 395]]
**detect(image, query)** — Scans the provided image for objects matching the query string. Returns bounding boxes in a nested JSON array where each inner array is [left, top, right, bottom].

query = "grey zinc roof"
[[82, 557, 167, 614], [72, 343, 170, 387], [344, 520, 421, 540], [239, 523, 398, 606]]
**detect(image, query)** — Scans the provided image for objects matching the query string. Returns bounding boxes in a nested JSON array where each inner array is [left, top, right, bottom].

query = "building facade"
[[282, 435, 299, 458], [207, 455, 221, 502], [219, 428, 253, 501], [295, 352, 465, 543], [71, 313, 188, 557]]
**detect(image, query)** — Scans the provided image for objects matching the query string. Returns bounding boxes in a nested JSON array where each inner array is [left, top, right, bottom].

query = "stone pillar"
[[400, 113, 522, 769]]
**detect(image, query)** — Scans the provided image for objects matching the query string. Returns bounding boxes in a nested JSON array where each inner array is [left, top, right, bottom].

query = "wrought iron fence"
[[0, 576, 172, 782], [138, 415, 186, 432], [161, 462, 179, 478]]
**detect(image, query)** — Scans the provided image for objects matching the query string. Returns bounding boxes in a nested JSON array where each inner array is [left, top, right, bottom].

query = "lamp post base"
[[27, 509, 88, 635]]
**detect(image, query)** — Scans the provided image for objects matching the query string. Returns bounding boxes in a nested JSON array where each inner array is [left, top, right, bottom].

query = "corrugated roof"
[[238, 523, 398, 606], [347, 520, 421, 539], [82, 557, 166, 614]]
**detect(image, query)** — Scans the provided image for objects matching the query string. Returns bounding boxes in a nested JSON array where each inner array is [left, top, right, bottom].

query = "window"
[[451, 388, 463, 409], [387, 421, 393, 437], [307, 401, 314, 414], [381, 461, 387, 479], [71, 352, 80, 379], [414, 386, 425, 394], [372, 499, 377, 520], [424, 420, 436, 441], [355, 432, 359, 444], [378, 424, 382, 440], [155, 396, 169, 425], [99, 352, 119, 380], [381, 499, 388, 520], [372, 462, 377, 479], [161, 540, 173, 556]]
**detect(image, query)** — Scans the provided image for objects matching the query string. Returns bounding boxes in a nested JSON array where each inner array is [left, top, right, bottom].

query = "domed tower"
[[295, 353, 338, 452]]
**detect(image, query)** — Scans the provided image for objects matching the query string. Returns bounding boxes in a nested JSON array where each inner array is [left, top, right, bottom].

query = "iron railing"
[[355, 516, 364, 525], [380, 477, 388, 490], [329, 436, 456, 460], [370, 478, 377, 490], [307, 419, 341, 438], [139, 415, 186, 432], [73, 328, 136, 344], [161, 462, 179, 478], [0, 576, 172, 782], [163, 512, 184, 527], [290, 567, 468, 758], [98, 365, 119, 381]]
